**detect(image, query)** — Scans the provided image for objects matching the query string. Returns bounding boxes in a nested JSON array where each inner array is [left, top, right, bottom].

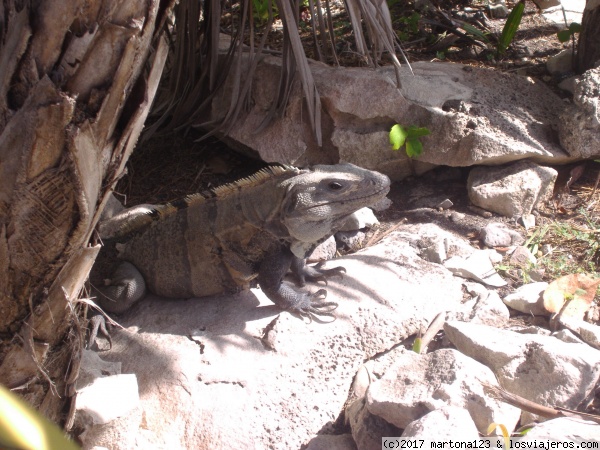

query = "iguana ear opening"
[[282, 189, 299, 216]]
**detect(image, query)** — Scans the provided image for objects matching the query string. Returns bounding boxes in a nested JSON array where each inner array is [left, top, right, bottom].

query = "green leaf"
[[461, 22, 490, 43], [569, 22, 582, 33], [412, 337, 422, 353], [406, 126, 431, 139], [389, 124, 408, 151], [498, 1, 524, 53], [406, 138, 423, 158], [557, 29, 572, 43]]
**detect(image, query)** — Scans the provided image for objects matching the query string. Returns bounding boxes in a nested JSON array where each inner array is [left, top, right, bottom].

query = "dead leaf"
[[543, 273, 600, 319]]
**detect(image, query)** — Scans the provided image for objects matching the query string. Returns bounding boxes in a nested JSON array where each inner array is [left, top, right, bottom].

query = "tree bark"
[[577, 0, 600, 73], [0, 0, 169, 424]]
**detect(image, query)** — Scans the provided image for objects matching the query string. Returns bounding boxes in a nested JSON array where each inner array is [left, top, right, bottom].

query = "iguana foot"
[[94, 261, 147, 314], [259, 249, 339, 320], [88, 314, 112, 350], [274, 285, 339, 320], [291, 258, 346, 286]]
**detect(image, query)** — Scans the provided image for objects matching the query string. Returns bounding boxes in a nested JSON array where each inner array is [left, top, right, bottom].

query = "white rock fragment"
[[75, 374, 140, 425], [401, 406, 479, 439], [559, 67, 600, 159], [76, 349, 122, 391], [552, 328, 585, 345], [546, 49, 575, 76], [305, 434, 358, 450], [307, 235, 337, 262], [559, 316, 600, 350], [480, 222, 524, 247], [339, 207, 380, 231], [520, 417, 600, 442], [468, 161, 557, 218], [444, 250, 507, 287], [503, 282, 548, 315], [436, 199, 454, 210], [509, 246, 537, 267]]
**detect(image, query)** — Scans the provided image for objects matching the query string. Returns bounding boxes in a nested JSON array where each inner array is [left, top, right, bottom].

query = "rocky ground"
[[74, 1, 600, 448]]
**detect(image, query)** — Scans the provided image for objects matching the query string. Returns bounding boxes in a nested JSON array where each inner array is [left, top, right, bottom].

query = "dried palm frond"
[[145, 0, 408, 146]]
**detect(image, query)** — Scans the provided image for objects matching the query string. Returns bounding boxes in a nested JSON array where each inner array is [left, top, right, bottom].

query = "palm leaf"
[[146, 0, 408, 146]]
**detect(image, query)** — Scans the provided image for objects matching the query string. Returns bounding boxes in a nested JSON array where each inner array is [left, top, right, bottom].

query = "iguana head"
[[282, 163, 390, 257]]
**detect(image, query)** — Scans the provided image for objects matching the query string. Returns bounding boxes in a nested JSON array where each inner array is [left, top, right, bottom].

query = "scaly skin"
[[94, 163, 390, 323]]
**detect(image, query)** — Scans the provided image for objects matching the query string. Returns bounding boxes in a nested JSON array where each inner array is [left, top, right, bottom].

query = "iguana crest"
[[109, 165, 300, 238]]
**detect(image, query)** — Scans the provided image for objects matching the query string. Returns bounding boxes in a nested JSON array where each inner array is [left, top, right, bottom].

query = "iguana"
[[93, 163, 390, 321]]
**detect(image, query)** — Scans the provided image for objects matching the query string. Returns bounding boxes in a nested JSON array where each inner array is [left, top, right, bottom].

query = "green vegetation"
[[252, 0, 275, 24], [396, 11, 421, 41], [497, 0, 524, 54], [557, 22, 581, 43], [389, 124, 430, 158], [526, 207, 600, 280]]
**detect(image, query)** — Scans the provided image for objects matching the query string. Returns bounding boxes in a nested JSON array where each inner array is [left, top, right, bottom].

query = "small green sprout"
[[557, 22, 581, 43], [389, 124, 430, 158], [497, 0, 524, 54]]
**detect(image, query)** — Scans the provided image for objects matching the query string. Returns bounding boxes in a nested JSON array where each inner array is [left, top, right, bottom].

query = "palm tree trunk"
[[577, 0, 600, 73], [0, 0, 169, 424]]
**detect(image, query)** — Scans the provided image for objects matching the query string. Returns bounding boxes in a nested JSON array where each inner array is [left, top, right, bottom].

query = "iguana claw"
[[88, 314, 112, 350], [292, 288, 338, 321], [291, 258, 347, 287]]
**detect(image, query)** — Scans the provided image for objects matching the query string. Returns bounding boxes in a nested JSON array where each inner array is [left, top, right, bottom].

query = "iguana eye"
[[329, 181, 343, 190]]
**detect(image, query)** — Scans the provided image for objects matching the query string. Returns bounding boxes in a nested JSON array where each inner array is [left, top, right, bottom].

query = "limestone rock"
[[339, 207, 380, 231], [75, 374, 139, 426], [520, 418, 600, 442], [211, 59, 571, 177], [480, 222, 524, 247], [467, 161, 557, 218], [391, 223, 475, 264], [559, 67, 600, 159], [559, 316, 600, 350], [305, 434, 358, 450], [444, 321, 600, 423], [546, 49, 575, 76], [468, 290, 510, 326], [401, 406, 480, 439], [452, 282, 509, 326], [335, 230, 367, 252], [365, 348, 520, 434], [81, 231, 465, 449], [347, 397, 401, 450], [76, 349, 122, 391], [308, 235, 337, 262], [552, 328, 585, 345], [503, 282, 548, 315], [444, 250, 507, 287], [509, 245, 537, 267]]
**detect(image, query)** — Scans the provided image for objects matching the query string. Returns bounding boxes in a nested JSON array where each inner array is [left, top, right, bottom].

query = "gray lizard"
[[93, 163, 390, 321]]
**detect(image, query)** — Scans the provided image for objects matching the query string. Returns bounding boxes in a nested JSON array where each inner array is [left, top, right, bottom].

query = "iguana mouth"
[[307, 186, 390, 209]]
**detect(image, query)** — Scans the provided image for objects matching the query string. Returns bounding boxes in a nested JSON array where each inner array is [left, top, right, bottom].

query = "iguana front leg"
[[290, 256, 346, 287], [257, 248, 338, 318]]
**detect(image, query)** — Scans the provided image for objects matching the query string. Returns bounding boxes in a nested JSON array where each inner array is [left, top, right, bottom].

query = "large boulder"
[[559, 67, 600, 159], [364, 348, 520, 434], [444, 321, 600, 423], [79, 229, 465, 449], [210, 58, 572, 180]]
